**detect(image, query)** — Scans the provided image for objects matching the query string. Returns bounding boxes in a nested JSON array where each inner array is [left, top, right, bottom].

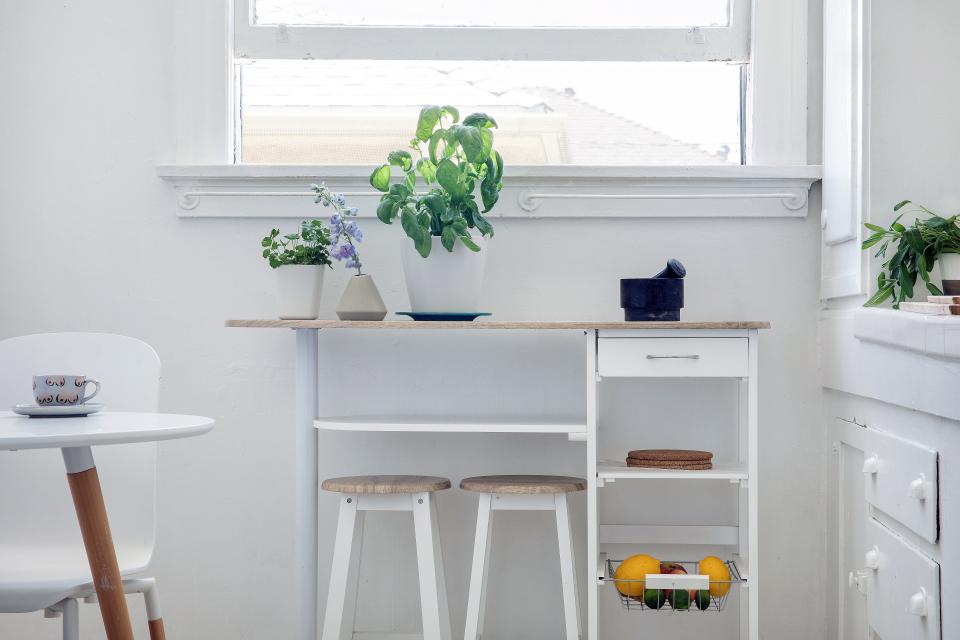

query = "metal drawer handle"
[[646, 354, 701, 360]]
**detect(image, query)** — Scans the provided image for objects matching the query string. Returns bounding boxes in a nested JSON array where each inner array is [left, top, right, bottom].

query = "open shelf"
[[314, 415, 588, 435], [597, 460, 747, 482]]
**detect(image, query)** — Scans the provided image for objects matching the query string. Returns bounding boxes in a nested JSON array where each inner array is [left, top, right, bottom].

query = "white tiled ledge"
[[853, 307, 960, 360], [156, 164, 821, 219]]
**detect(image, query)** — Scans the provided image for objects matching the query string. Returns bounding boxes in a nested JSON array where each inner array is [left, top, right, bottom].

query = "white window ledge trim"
[[853, 307, 960, 361], [157, 164, 821, 219]]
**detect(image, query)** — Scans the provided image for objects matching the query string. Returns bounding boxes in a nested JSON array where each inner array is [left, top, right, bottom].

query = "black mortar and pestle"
[[620, 259, 686, 321]]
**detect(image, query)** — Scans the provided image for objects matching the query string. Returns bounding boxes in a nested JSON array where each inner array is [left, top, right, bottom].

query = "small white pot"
[[336, 274, 388, 321], [275, 264, 325, 319], [940, 253, 960, 295], [401, 236, 488, 313]]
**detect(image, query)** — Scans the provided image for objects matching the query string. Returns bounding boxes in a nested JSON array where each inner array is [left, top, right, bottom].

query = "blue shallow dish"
[[396, 312, 492, 322]]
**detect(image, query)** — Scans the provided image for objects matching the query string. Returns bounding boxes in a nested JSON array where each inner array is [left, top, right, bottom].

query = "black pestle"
[[619, 258, 686, 321], [652, 259, 686, 280]]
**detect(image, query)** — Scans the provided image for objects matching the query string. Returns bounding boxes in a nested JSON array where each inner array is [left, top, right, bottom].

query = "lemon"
[[613, 554, 660, 598], [698, 556, 732, 597]]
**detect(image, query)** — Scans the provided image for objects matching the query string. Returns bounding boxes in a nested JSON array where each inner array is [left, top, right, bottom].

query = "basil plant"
[[369, 105, 504, 258]]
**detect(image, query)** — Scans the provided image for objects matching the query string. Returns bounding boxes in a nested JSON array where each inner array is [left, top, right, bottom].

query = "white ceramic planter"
[[336, 274, 388, 321], [275, 265, 325, 319], [402, 236, 488, 313], [940, 253, 960, 295]]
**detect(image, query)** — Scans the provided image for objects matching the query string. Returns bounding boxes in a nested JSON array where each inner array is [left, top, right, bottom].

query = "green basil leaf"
[[441, 225, 456, 251], [376, 198, 398, 224], [401, 206, 423, 243], [420, 193, 445, 219], [479, 127, 493, 163], [473, 210, 494, 237], [388, 150, 413, 171], [404, 170, 417, 193], [480, 174, 500, 213], [459, 234, 481, 252], [428, 130, 445, 165], [370, 164, 391, 192], [415, 230, 432, 257], [416, 158, 436, 183], [415, 105, 441, 142], [435, 159, 464, 198], [440, 105, 460, 123], [453, 125, 485, 163], [463, 112, 498, 128]]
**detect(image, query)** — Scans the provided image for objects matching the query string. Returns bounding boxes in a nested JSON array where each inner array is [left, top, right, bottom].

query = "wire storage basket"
[[604, 559, 745, 612]]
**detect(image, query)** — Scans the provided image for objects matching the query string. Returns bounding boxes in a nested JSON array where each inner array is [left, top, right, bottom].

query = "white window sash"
[[232, 0, 750, 62]]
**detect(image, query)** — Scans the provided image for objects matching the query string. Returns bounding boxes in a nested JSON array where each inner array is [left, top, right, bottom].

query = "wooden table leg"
[[62, 446, 135, 640]]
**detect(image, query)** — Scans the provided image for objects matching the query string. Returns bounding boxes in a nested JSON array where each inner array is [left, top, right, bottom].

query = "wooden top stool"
[[320, 475, 452, 640], [459, 475, 586, 640]]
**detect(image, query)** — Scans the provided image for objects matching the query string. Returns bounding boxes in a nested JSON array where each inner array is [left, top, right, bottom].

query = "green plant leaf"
[[415, 105, 441, 142], [898, 269, 915, 299], [435, 159, 464, 198], [864, 223, 886, 233], [420, 193, 445, 219], [440, 105, 460, 123], [861, 233, 885, 250], [441, 225, 456, 251], [864, 285, 894, 307], [401, 206, 423, 243], [473, 210, 494, 237], [388, 150, 413, 171], [480, 175, 500, 212], [893, 199, 912, 211], [454, 125, 485, 163], [927, 282, 944, 296], [479, 127, 493, 163], [370, 164, 391, 192], [904, 228, 926, 253], [459, 234, 481, 251], [463, 113, 498, 128], [376, 198, 398, 224], [428, 130, 445, 165], [892, 222, 906, 233], [416, 158, 436, 183]]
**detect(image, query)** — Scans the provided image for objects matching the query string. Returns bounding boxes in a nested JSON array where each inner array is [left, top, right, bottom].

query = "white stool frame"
[[322, 491, 451, 640], [463, 493, 581, 640]]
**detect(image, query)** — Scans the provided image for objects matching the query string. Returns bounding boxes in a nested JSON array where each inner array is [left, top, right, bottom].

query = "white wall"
[[0, 1, 824, 638], [822, 0, 960, 637]]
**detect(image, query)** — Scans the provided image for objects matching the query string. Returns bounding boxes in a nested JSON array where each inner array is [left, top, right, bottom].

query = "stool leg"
[[554, 493, 581, 640], [412, 492, 451, 640], [322, 494, 362, 640], [463, 493, 492, 640]]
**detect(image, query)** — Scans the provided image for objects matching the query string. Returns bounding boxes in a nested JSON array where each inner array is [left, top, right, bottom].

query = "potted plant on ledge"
[[262, 220, 331, 319], [862, 200, 960, 307], [369, 105, 504, 317]]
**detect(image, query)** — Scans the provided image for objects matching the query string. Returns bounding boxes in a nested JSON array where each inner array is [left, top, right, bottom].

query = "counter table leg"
[[61, 446, 135, 640], [294, 328, 320, 640]]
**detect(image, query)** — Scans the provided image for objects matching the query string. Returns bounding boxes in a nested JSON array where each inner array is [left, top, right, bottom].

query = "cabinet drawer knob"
[[908, 474, 929, 500], [908, 588, 928, 617], [862, 454, 880, 474], [645, 354, 701, 360], [864, 546, 881, 570]]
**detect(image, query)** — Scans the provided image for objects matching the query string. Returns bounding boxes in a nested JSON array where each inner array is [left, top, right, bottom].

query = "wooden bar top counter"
[[225, 319, 770, 330]]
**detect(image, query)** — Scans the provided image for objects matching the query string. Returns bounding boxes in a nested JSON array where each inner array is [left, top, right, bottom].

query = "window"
[[232, 0, 750, 166]]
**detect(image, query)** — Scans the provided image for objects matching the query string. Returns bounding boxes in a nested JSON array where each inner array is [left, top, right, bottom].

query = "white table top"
[[0, 411, 215, 450]]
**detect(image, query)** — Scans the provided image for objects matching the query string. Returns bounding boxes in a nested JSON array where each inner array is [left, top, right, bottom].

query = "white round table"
[[0, 411, 214, 640]]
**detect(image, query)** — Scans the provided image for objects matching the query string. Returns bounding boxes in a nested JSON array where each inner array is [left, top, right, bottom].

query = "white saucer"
[[12, 403, 105, 418]]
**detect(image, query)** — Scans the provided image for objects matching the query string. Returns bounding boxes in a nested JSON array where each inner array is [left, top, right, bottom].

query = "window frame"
[[232, 0, 751, 62], [162, 0, 819, 220]]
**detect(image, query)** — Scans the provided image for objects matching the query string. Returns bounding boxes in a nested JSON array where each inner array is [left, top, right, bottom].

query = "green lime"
[[695, 590, 711, 610], [669, 589, 690, 610], [643, 589, 665, 609]]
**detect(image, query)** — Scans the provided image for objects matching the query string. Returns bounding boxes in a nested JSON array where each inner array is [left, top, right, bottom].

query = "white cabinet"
[[865, 518, 941, 640]]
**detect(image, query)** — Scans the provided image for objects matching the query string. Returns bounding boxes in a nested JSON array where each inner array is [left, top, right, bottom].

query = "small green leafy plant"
[[261, 220, 332, 268], [369, 105, 504, 258], [862, 200, 960, 307]]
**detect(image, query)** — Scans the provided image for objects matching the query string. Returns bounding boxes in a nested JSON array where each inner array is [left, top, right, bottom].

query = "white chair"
[[459, 475, 586, 640], [320, 475, 453, 640], [0, 332, 165, 639]]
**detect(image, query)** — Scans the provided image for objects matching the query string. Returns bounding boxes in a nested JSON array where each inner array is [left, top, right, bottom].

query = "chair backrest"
[[0, 333, 160, 560]]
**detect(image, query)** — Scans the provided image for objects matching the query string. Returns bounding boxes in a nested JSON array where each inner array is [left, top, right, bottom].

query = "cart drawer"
[[597, 338, 748, 378]]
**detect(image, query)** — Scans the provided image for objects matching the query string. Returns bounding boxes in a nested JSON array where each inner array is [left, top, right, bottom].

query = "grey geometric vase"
[[335, 274, 388, 321]]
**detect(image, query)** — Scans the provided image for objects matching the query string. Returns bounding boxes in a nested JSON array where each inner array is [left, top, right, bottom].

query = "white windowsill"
[[156, 164, 821, 219], [853, 307, 960, 361]]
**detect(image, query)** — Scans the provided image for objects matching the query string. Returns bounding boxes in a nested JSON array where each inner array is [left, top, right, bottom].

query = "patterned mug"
[[32, 375, 101, 406]]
